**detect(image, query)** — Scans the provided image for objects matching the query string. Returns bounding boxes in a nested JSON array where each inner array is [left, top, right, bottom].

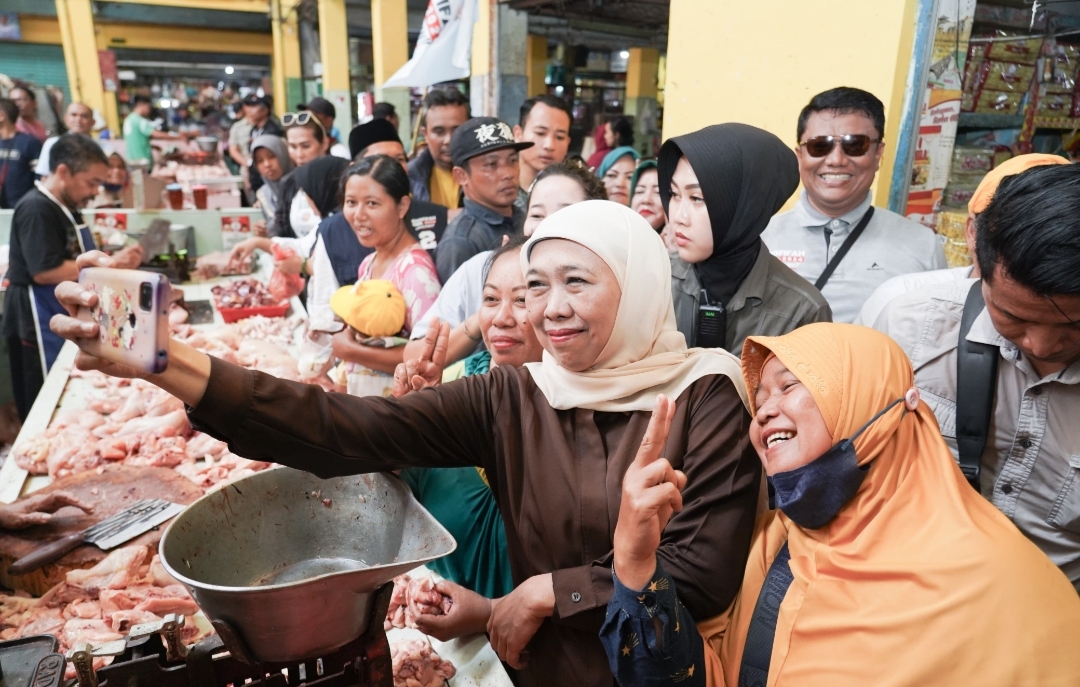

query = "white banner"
[[383, 0, 476, 89]]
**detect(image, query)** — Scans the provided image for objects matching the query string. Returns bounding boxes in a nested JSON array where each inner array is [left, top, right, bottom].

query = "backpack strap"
[[955, 280, 998, 491], [738, 542, 793, 687]]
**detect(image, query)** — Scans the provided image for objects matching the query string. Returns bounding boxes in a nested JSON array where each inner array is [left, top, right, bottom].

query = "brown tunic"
[[189, 357, 761, 687]]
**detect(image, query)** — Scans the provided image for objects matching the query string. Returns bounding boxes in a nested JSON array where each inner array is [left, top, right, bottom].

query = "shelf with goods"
[[904, 3, 1080, 266]]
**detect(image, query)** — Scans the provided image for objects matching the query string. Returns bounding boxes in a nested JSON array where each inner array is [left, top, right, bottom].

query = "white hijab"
[[521, 200, 747, 412]]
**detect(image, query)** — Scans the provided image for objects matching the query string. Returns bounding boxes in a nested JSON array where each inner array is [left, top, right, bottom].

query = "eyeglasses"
[[799, 134, 880, 158], [282, 111, 325, 132]]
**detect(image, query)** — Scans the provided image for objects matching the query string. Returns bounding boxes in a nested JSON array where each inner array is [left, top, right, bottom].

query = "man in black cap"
[[243, 94, 283, 140], [299, 97, 349, 159], [435, 117, 531, 282]]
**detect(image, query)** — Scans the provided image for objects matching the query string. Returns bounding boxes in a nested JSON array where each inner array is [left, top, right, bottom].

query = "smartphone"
[[77, 267, 170, 373]]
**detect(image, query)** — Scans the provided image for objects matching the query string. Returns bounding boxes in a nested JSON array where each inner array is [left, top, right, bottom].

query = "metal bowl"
[[159, 467, 456, 662], [194, 136, 218, 153]]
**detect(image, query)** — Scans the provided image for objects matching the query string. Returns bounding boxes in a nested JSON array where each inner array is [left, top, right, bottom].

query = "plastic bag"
[[268, 244, 305, 302], [297, 328, 337, 379]]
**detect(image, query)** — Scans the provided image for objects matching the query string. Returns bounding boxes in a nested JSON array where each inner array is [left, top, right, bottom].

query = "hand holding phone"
[[76, 268, 170, 373]]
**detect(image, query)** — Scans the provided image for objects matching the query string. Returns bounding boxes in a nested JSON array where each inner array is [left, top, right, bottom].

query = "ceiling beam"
[[99, 0, 271, 13]]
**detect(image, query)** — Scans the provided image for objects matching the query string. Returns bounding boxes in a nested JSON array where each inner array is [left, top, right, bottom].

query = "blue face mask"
[[103, 182, 124, 193], [767, 397, 904, 530]]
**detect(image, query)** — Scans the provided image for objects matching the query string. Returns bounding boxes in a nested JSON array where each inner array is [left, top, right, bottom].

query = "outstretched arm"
[[50, 253, 500, 479]]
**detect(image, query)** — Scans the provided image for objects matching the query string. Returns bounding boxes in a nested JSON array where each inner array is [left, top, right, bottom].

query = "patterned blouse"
[[600, 560, 706, 687], [357, 245, 441, 335]]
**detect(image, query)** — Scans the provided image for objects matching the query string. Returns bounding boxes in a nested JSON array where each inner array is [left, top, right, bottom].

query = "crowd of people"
[[8, 77, 1080, 686]]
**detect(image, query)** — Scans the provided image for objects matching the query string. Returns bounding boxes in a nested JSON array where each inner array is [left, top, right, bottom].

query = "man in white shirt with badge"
[[761, 87, 946, 323]]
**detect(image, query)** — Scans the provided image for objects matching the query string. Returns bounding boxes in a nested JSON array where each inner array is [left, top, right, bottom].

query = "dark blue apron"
[[30, 223, 97, 371]]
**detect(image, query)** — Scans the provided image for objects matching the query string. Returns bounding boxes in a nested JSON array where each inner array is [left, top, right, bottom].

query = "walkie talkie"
[[696, 289, 727, 349]]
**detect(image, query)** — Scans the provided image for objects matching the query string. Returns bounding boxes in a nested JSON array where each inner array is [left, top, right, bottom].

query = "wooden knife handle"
[[8, 532, 88, 576]]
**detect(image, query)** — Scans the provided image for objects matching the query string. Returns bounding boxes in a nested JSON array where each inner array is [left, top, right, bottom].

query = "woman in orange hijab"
[[602, 323, 1080, 687]]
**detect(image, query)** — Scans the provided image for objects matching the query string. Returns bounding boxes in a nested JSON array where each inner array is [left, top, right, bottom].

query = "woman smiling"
[[50, 201, 761, 687], [603, 324, 1080, 687], [390, 236, 542, 621], [330, 156, 440, 391]]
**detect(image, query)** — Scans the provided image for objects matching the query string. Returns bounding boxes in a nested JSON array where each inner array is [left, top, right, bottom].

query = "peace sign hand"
[[391, 318, 450, 398], [613, 394, 687, 590]]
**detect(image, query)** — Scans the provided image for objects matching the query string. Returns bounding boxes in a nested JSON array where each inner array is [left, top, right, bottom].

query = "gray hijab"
[[251, 134, 294, 204]]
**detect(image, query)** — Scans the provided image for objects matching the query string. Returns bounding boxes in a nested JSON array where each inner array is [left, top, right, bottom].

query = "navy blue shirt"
[[0, 133, 43, 209], [435, 199, 523, 283]]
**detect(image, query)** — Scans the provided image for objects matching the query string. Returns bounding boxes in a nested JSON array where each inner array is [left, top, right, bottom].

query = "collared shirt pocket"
[[1048, 455, 1080, 534], [919, 388, 960, 456]]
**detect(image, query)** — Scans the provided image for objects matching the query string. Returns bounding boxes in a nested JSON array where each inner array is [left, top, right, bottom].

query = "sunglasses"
[[282, 111, 325, 132], [799, 134, 880, 158]]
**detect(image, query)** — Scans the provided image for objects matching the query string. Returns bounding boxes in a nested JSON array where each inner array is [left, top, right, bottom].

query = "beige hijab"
[[521, 200, 746, 412]]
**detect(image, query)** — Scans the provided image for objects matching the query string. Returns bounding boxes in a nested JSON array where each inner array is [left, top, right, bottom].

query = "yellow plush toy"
[[329, 279, 407, 337]]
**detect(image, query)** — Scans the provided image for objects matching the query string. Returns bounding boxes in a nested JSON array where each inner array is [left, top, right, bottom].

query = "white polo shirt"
[[409, 249, 490, 341], [761, 191, 947, 323]]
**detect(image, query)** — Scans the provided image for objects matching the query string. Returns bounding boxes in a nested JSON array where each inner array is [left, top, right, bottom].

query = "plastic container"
[[165, 183, 184, 210], [192, 184, 208, 210]]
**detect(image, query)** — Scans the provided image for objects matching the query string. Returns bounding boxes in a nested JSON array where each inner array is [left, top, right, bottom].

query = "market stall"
[[0, 256, 511, 686], [896, 1, 1080, 265]]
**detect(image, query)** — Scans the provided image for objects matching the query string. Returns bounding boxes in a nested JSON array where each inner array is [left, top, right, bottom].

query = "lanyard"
[[34, 180, 94, 253], [814, 207, 875, 291]]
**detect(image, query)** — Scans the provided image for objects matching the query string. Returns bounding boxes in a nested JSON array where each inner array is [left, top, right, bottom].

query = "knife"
[[138, 218, 172, 262], [8, 499, 185, 576]]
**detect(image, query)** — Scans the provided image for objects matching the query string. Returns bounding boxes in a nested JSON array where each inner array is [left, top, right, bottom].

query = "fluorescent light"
[[225, 65, 235, 75], [619, 50, 630, 59], [158, 98, 171, 108]]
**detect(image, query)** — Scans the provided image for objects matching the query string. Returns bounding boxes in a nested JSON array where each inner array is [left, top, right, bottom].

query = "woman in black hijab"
[[230, 156, 350, 275], [659, 123, 832, 355]]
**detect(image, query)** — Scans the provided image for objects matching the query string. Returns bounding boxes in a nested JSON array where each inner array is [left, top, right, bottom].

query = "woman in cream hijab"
[[51, 201, 761, 687], [603, 323, 1080, 687]]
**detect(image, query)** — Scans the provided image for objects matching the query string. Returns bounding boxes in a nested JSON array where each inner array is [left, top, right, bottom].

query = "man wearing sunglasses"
[[761, 87, 946, 323]]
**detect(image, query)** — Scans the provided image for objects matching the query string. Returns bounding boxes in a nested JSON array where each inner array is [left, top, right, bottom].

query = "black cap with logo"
[[450, 117, 533, 168], [242, 93, 270, 110]]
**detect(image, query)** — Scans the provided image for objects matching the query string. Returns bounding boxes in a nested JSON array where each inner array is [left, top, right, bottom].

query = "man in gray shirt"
[[435, 117, 530, 282], [761, 87, 946, 323], [873, 163, 1080, 589]]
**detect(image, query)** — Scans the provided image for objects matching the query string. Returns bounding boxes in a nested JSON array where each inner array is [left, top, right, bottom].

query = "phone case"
[[77, 268, 170, 374]]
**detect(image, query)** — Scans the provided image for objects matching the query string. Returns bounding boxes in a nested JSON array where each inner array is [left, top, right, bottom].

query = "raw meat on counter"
[[0, 544, 207, 678], [13, 372, 269, 489], [157, 161, 231, 185], [391, 637, 456, 687], [385, 574, 453, 631], [172, 313, 299, 348], [212, 278, 283, 308], [172, 317, 303, 380], [193, 251, 253, 280], [12, 312, 305, 488]]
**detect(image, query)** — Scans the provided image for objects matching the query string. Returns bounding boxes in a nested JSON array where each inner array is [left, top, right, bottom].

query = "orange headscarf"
[[696, 323, 1080, 687], [967, 153, 1069, 214]]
